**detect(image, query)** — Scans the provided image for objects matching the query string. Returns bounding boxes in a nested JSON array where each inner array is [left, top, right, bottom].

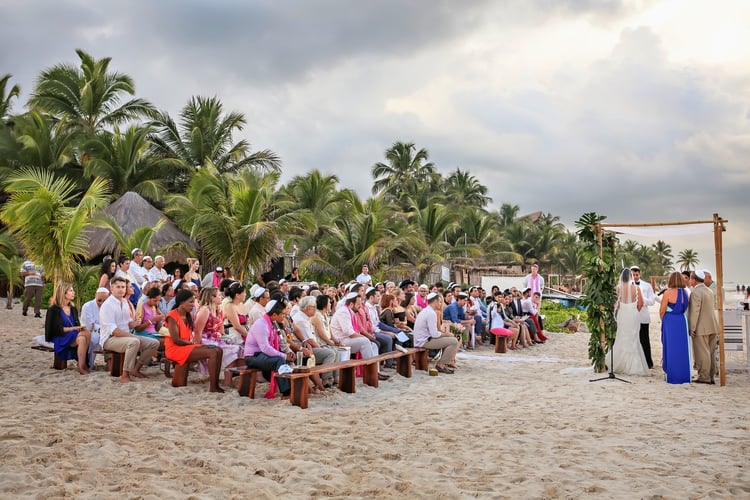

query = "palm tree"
[[28, 49, 155, 134], [398, 201, 459, 282], [82, 124, 184, 202], [150, 96, 280, 191], [497, 203, 520, 227], [0, 231, 23, 309], [651, 240, 673, 273], [0, 73, 21, 118], [676, 249, 700, 271], [0, 168, 109, 283], [371, 141, 436, 203], [167, 165, 292, 280], [442, 168, 491, 208]]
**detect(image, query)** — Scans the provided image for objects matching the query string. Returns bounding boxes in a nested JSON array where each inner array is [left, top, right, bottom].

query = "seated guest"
[[158, 282, 174, 316], [98, 258, 116, 291], [99, 276, 160, 383], [390, 288, 411, 332], [148, 255, 169, 283], [521, 289, 547, 342], [194, 286, 244, 387], [509, 289, 543, 343], [165, 289, 224, 392], [443, 292, 475, 349], [245, 286, 270, 327], [364, 287, 400, 364], [133, 287, 165, 342], [80, 287, 109, 368], [223, 281, 249, 344], [291, 296, 336, 388], [201, 266, 226, 288], [330, 292, 388, 380], [183, 258, 202, 288], [487, 292, 519, 349], [413, 292, 458, 374], [311, 295, 340, 348], [45, 282, 92, 375], [402, 292, 419, 330], [244, 298, 297, 398], [415, 284, 429, 310]]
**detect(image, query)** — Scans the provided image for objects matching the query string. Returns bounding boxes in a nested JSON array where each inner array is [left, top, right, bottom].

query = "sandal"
[[436, 365, 454, 374]]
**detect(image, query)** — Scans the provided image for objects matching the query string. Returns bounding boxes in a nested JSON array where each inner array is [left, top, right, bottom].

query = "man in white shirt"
[[523, 263, 545, 297], [356, 264, 372, 285], [80, 287, 110, 369], [99, 276, 159, 383], [329, 292, 387, 380], [245, 286, 270, 327], [412, 292, 458, 374], [148, 255, 169, 283], [129, 248, 149, 286], [630, 265, 656, 369]]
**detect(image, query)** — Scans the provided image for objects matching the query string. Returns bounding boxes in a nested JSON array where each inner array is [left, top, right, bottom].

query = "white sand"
[[2, 305, 749, 498]]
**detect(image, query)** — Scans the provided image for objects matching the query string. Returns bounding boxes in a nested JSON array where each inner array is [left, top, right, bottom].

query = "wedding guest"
[[223, 281, 249, 344], [45, 282, 91, 374], [80, 287, 110, 368], [660, 272, 691, 384], [413, 292, 458, 374], [99, 276, 159, 383], [184, 258, 202, 288], [97, 258, 116, 291], [244, 298, 297, 398], [688, 270, 720, 384], [194, 286, 244, 387], [523, 263, 544, 297], [330, 292, 387, 380], [291, 296, 336, 387], [165, 289, 224, 392], [133, 287, 165, 342]]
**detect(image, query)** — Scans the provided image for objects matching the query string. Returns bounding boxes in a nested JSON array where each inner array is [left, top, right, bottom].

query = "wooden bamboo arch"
[[595, 213, 729, 386]]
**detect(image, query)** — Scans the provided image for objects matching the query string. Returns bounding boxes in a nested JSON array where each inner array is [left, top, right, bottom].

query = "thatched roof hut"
[[85, 192, 198, 262]]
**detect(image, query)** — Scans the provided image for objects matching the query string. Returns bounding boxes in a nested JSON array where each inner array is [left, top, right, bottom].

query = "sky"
[[2, 0, 749, 284]]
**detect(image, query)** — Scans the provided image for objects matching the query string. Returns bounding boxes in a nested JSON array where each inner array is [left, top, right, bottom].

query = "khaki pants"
[[23, 285, 43, 315], [693, 333, 717, 383], [103, 335, 160, 372], [423, 336, 459, 364]]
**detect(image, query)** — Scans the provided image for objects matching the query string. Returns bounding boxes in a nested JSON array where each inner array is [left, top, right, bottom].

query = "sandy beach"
[[2, 304, 748, 499]]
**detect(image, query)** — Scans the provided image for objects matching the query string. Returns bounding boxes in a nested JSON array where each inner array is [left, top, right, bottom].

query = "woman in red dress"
[[165, 289, 225, 393]]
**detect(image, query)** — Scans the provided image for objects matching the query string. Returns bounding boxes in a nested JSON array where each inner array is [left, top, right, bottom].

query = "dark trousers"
[[639, 323, 653, 369], [246, 352, 290, 395], [23, 285, 43, 315]]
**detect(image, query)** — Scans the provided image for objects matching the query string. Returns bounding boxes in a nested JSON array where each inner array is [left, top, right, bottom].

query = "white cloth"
[[523, 273, 544, 296], [606, 301, 650, 376], [129, 261, 148, 286], [329, 305, 358, 343], [291, 310, 315, 341], [80, 299, 101, 332]]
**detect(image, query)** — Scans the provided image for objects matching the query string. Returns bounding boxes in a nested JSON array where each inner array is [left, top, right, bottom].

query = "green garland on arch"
[[575, 212, 618, 372]]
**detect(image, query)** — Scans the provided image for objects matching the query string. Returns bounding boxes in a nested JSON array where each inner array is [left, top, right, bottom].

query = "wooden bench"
[[32, 345, 112, 372], [277, 347, 428, 409]]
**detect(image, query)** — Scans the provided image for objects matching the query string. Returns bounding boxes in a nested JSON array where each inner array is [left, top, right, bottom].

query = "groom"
[[630, 265, 656, 369]]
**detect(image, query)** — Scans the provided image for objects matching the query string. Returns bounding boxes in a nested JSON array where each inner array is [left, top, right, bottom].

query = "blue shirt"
[[443, 301, 465, 323]]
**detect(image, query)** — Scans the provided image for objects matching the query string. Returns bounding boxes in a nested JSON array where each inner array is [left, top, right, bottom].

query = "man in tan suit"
[[688, 270, 720, 384]]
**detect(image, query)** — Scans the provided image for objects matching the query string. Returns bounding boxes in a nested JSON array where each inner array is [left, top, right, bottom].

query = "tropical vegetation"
[[0, 51, 699, 303]]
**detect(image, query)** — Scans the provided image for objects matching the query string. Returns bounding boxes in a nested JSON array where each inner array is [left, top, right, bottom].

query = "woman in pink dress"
[[194, 287, 244, 387]]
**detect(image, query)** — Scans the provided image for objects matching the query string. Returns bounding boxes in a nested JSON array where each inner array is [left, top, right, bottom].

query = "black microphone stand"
[[590, 342, 630, 383]]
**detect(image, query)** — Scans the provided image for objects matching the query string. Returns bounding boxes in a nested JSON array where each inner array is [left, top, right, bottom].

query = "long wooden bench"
[[277, 347, 428, 409], [31, 344, 121, 374]]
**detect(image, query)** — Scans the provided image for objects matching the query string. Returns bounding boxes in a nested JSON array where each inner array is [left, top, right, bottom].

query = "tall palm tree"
[[442, 168, 491, 208], [28, 49, 155, 134], [676, 249, 700, 271], [0, 168, 109, 283], [150, 96, 280, 191], [0, 231, 23, 309], [82, 124, 184, 202], [167, 164, 292, 280], [398, 201, 459, 282], [371, 141, 436, 203], [497, 203, 520, 227], [651, 240, 673, 273]]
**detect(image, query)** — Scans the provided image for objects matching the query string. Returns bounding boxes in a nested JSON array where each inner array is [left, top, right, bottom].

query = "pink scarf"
[[212, 272, 221, 288], [349, 307, 360, 332], [264, 314, 279, 399]]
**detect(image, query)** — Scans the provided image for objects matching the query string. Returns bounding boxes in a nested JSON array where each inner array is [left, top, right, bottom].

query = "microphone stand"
[[590, 339, 630, 384]]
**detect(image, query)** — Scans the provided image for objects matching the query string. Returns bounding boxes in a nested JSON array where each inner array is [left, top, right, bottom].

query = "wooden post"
[[714, 213, 726, 386]]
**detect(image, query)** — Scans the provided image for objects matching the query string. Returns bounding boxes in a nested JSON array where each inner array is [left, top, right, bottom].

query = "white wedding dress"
[[606, 283, 650, 376]]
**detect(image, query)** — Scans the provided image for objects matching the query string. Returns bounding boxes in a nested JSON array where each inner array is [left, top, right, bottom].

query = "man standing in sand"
[[688, 270, 720, 384], [630, 265, 656, 369], [356, 264, 373, 285], [21, 259, 44, 318], [99, 276, 159, 383], [523, 263, 544, 297]]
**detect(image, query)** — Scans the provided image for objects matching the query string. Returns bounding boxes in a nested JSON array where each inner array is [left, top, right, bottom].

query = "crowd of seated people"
[[43, 254, 554, 395]]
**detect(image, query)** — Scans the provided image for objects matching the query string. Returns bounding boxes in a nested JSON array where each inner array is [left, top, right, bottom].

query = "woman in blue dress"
[[660, 272, 692, 384], [44, 282, 92, 374]]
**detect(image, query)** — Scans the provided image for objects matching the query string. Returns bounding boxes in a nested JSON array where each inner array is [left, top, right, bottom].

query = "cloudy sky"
[[2, 0, 749, 284]]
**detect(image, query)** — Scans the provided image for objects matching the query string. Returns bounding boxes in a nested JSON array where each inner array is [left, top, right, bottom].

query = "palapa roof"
[[85, 192, 198, 262]]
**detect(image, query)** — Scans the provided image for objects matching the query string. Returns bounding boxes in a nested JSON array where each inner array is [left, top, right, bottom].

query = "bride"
[[606, 268, 650, 376]]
